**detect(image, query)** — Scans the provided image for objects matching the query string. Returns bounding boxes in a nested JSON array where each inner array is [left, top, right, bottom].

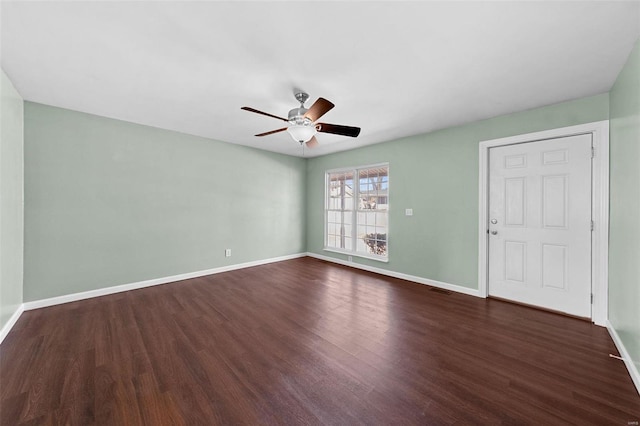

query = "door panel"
[[505, 177, 526, 226], [542, 243, 567, 290], [542, 175, 568, 228], [488, 134, 592, 318], [504, 241, 526, 282]]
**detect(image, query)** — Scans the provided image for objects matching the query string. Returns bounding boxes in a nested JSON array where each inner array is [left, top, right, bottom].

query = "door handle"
[[491, 230, 498, 235]]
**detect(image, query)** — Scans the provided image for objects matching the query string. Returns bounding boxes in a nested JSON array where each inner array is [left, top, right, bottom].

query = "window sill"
[[323, 247, 389, 263]]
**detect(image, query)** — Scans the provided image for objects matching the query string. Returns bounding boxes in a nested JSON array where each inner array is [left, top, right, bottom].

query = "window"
[[325, 164, 389, 260]]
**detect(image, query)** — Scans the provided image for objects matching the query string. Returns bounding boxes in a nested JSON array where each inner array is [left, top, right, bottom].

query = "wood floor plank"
[[1, 257, 639, 425]]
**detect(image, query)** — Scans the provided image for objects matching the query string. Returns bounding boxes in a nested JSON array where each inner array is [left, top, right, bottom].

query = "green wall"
[[18, 88, 623, 313], [306, 93, 609, 289], [24, 103, 306, 301], [609, 39, 640, 376], [0, 69, 24, 330]]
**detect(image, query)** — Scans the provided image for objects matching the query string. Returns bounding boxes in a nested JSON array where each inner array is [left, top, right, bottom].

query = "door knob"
[[491, 230, 498, 235], [491, 219, 498, 224]]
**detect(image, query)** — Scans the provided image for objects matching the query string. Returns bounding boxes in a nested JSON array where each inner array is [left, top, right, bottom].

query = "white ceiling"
[[2, 1, 639, 158]]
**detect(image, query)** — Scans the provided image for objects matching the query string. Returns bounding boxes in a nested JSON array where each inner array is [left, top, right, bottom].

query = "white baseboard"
[[307, 252, 481, 298], [22, 253, 307, 311], [606, 320, 640, 396], [0, 303, 25, 345]]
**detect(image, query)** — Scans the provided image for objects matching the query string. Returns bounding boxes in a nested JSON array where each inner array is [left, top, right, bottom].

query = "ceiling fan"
[[241, 92, 361, 149]]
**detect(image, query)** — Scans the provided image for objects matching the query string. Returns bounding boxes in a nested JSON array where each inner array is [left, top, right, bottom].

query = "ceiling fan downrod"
[[294, 91, 309, 107]]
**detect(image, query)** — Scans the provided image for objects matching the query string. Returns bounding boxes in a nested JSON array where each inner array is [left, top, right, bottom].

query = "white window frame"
[[324, 163, 389, 262]]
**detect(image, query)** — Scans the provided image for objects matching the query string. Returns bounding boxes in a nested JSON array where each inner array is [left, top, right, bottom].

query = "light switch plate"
[[405, 208, 413, 216]]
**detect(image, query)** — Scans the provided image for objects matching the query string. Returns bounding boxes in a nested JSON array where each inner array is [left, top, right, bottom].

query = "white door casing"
[[488, 134, 592, 318], [478, 121, 609, 326]]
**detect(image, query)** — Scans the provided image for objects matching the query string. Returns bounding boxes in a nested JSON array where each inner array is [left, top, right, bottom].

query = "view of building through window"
[[326, 164, 389, 259]]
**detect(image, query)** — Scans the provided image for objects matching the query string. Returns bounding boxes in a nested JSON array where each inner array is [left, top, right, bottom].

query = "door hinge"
[[591, 220, 594, 231], [591, 147, 595, 158], [591, 293, 594, 304]]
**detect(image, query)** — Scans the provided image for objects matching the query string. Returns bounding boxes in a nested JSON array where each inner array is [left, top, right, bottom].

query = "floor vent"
[[429, 287, 452, 295]]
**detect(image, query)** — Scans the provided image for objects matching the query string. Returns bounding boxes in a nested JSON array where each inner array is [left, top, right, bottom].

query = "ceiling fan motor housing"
[[288, 107, 312, 126], [288, 92, 313, 126]]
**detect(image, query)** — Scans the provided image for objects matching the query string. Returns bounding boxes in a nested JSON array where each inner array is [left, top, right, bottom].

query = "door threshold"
[[488, 296, 592, 322]]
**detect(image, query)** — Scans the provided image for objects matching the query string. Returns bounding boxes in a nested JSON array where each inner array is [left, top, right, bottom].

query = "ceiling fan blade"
[[304, 98, 334, 122], [316, 123, 361, 138], [241, 107, 289, 122], [255, 127, 288, 137], [305, 136, 319, 149]]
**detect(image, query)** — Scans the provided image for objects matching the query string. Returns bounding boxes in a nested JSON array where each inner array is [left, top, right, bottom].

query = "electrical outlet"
[[405, 208, 413, 216], [225, 249, 231, 257]]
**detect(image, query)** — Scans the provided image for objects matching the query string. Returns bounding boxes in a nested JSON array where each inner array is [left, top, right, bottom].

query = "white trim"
[[478, 121, 610, 325], [307, 252, 481, 298], [323, 247, 389, 263], [590, 122, 610, 326], [23, 253, 306, 311], [606, 321, 640, 396], [0, 304, 25, 344]]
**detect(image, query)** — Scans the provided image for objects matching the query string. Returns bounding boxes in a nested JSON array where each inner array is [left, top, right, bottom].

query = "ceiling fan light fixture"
[[287, 124, 316, 143]]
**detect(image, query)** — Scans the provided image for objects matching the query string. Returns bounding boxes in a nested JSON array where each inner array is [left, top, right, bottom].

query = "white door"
[[488, 134, 592, 318]]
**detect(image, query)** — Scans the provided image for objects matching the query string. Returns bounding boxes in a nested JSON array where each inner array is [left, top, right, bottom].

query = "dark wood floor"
[[1, 257, 638, 425]]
